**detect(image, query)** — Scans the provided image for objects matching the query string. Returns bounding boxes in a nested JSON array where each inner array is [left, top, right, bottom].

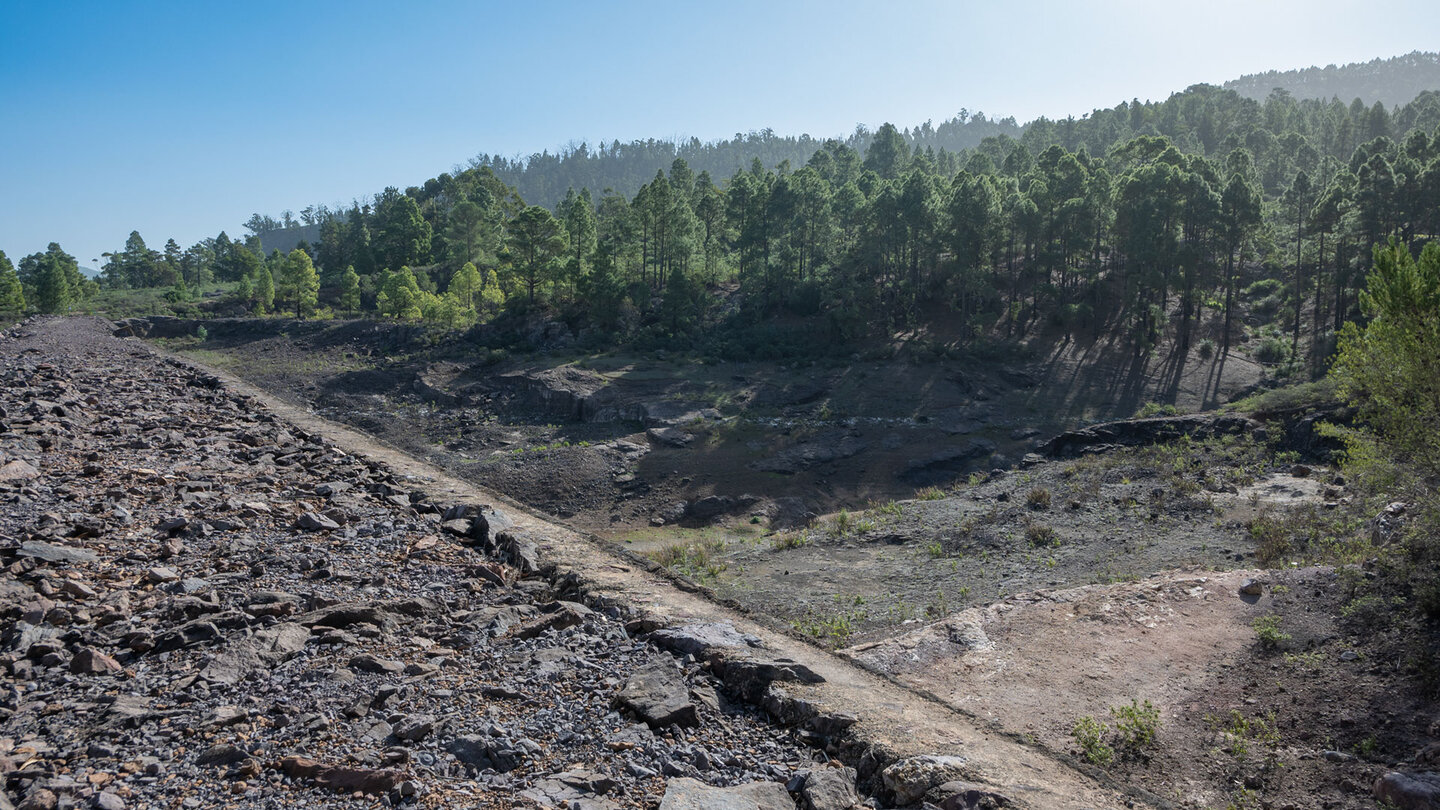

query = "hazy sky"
[[2, 0, 1437, 273]]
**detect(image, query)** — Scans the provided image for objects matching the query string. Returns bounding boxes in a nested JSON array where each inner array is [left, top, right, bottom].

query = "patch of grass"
[[644, 538, 728, 582], [1135, 401, 1180, 418], [792, 607, 866, 647], [771, 531, 811, 550], [923, 541, 944, 558], [915, 486, 946, 501], [872, 500, 903, 518], [1072, 700, 1161, 767], [1208, 709, 1282, 764]]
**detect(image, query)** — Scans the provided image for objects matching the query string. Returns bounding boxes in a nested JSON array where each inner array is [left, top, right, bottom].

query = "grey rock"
[[200, 642, 263, 685], [1374, 771, 1440, 810], [802, 766, 859, 810], [196, 743, 249, 767], [145, 567, 180, 584], [932, 780, 1014, 809], [17, 541, 98, 564], [1238, 579, 1263, 596], [513, 601, 592, 639], [394, 715, 435, 743], [349, 654, 405, 674], [650, 622, 764, 658], [881, 755, 973, 806], [295, 511, 341, 531], [615, 661, 698, 729], [647, 427, 695, 448], [658, 778, 793, 810]]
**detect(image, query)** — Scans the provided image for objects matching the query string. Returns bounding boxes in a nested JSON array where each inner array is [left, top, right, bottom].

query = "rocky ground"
[[0, 317, 902, 810], [101, 315, 1440, 810]]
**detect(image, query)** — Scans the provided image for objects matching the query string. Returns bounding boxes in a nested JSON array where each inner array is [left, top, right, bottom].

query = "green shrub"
[[1244, 278, 1283, 297], [1110, 699, 1161, 750], [1254, 336, 1290, 364], [1071, 715, 1114, 766], [1251, 614, 1290, 649], [1135, 401, 1180, 418]]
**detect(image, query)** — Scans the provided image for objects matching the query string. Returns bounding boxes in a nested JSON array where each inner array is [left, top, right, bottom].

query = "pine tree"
[[279, 249, 320, 318], [338, 265, 361, 313], [254, 266, 275, 314]]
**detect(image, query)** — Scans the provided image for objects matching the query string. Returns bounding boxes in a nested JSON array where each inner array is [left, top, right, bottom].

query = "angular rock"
[[349, 654, 405, 674], [201, 642, 263, 685], [512, 601, 592, 639], [294, 511, 340, 531], [17, 541, 98, 564], [278, 756, 407, 795], [658, 778, 793, 810], [615, 661, 698, 729], [196, 743, 250, 767], [650, 622, 763, 658], [0, 459, 40, 482], [15, 789, 56, 810], [801, 766, 859, 810], [70, 647, 122, 675], [881, 755, 974, 806], [393, 715, 435, 743]]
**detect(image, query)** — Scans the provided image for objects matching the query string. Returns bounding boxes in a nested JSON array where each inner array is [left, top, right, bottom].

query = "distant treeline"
[[7, 79, 1440, 371], [1225, 51, 1440, 108]]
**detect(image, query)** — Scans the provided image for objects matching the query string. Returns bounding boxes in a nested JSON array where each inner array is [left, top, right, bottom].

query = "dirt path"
[[149, 336, 1144, 808]]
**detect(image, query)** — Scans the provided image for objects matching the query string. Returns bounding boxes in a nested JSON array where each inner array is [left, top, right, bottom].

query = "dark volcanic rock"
[[1037, 413, 1257, 459], [615, 660, 698, 729]]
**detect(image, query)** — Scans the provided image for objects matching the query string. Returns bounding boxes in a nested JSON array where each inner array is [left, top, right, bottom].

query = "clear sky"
[[2, 0, 1437, 273]]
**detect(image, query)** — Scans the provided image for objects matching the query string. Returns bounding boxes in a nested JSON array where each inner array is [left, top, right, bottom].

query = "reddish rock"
[[278, 756, 407, 795]]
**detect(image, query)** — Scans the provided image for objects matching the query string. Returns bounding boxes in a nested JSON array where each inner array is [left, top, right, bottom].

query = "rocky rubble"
[[0, 318, 881, 810]]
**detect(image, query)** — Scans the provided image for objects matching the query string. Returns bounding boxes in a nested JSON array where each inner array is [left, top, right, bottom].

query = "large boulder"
[[614, 661, 698, 729]]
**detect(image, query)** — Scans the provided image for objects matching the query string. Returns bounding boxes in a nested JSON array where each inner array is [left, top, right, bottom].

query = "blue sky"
[[2, 0, 1437, 273]]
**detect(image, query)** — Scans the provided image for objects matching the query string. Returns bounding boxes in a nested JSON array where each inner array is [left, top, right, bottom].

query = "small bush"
[[1025, 487, 1052, 510], [1244, 278, 1283, 297], [1072, 716, 1115, 766], [1110, 699, 1161, 750], [1254, 336, 1290, 364], [1197, 337, 1216, 360], [1251, 614, 1290, 649], [194, 325, 208, 341], [1024, 520, 1057, 546], [1247, 512, 1292, 564], [916, 486, 946, 501], [1135, 401, 1180, 418], [1073, 700, 1161, 767]]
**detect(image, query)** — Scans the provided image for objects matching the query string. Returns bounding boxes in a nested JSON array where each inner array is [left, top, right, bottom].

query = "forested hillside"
[[1225, 51, 1440, 106], [10, 57, 1440, 386], [472, 112, 1023, 210]]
